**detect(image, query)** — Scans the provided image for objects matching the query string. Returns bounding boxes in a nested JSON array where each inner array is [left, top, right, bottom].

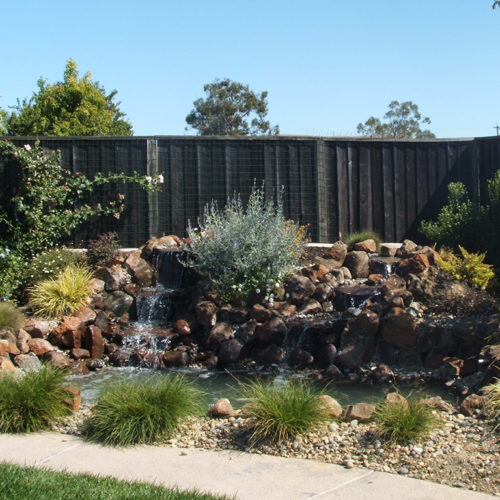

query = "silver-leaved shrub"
[[185, 186, 307, 304]]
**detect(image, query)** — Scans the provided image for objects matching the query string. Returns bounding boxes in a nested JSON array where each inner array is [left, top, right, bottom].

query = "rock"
[[208, 398, 236, 418], [174, 319, 191, 336], [322, 241, 348, 268], [344, 251, 370, 278], [86, 358, 106, 371], [313, 283, 334, 302], [398, 254, 430, 276], [302, 263, 330, 282], [385, 392, 409, 408], [0, 331, 20, 355], [234, 319, 257, 343], [217, 339, 243, 365], [163, 350, 190, 367], [249, 304, 273, 323], [63, 386, 81, 411], [354, 239, 377, 253], [206, 322, 232, 350], [298, 300, 323, 316], [124, 250, 154, 287], [479, 344, 500, 384], [143, 235, 182, 258], [420, 396, 455, 412], [16, 329, 31, 354], [315, 343, 337, 366], [203, 355, 218, 370], [380, 243, 402, 257], [82, 325, 105, 359], [73, 307, 97, 324], [324, 364, 342, 378], [340, 266, 352, 280], [109, 348, 130, 367], [49, 316, 84, 349], [287, 348, 314, 368], [70, 348, 90, 359], [459, 394, 485, 416], [23, 318, 52, 338], [381, 274, 406, 294], [337, 325, 376, 370], [28, 338, 55, 356], [285, 275, 315, 305], [381, 307, 416, 347], [254, 317, 287, 346], [94, 264, 130, 291], [43, 351, 72, 369], [103, 290, 134, 317], [195, 301, 218, 328], [219, 305, 248, 324], [441, 357, 464, 378], [0, 356, 17, 373], [89, 278, 106, 294], [395, 239, 419, 258], [345, 403, 375, 422], [254, 344, 283, 365], [371, 364, 394, 384], [13, 353, 41, 372], [272, 302, 297, 317], [71, 360, 90, 375], [334, 285, 380, 311], [352, 309, 380, 336], [319, 395, 343, 419]]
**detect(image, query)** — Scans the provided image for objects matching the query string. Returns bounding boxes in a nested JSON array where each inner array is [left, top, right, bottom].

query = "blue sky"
[[2, 1, 499, 138]]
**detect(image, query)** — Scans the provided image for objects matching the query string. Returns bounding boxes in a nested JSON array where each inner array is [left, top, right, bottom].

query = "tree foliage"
[[0, 107, 7, 135], [185, 78, 279, 136], [7, 59, 132, 136], [357, 100, 435, 139]]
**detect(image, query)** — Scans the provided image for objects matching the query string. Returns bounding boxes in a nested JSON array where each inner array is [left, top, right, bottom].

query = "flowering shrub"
[[27, 248, 84, 286], [0, 141, 162, 301], [86, 232, 120, 268], [184, 186, 307, 304]]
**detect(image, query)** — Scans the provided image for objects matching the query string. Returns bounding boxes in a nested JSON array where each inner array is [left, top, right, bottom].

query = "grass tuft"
[[0, 365, 73, 433], [83, 374, 205, 446], [482, 379, 500, 431], [29, 263, 94, 319], [344, 230, 382, 251], [0, 301, 25, 331], [0, 463, 233, 500], [239, 379, 330, 445], [374, 397, 442, 445]]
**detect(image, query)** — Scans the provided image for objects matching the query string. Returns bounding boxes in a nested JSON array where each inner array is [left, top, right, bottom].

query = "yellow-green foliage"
[[482, 379, 500, 431], [344, 230, 382, 251], [438, 245, 495, 289], [29, 264, 94, 319], [0, 302, 25, 331]]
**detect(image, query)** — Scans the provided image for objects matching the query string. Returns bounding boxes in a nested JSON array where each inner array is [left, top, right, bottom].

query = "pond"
[[68, 367, 457, 409]]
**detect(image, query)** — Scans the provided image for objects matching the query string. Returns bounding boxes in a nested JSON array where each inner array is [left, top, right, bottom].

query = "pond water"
[[68, 367, 457, 409]]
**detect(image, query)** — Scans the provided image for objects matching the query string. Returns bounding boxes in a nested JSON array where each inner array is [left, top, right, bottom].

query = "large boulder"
[[94, 265, 131, 292], [217, 339, 243, 365], [285, 275, 315, 305], [345, 402, 375, 422], [208, 398, 236, 418], [381, 307, 416, 347], [28, 338, 55, 356], [124, 250, 154, 287], [82, 325, 105, 359], [103, 290, 134, 317], [253, 317, 287, 346], [43, 351, 73, 369], [15, 329, 31, 354], [253, 344, 283, 365], [322, 241, 348, 268], [344, 251, 370, 278], [49, 316, 85, 349], [206, 322, 232, 350], [163, 350, 190, 367], [287, 347, 314, 368], [195, 301, 218, 328], [0, 331, 20, 355], [354, 239, 377, 253], [13, 353, 41, 372], [319, 395, 343, 419]]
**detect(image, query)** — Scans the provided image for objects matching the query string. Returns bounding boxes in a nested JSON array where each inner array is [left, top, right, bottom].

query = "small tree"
[[7, 59, 132, 136], [0, 107, 7, 135], [185, 78, 279, 136], [357, 100, 435, 139]]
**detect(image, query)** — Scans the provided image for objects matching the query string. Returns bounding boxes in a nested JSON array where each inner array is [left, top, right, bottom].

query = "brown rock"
[[442, 357, 464, 378], [459, 394, 485, 416], [254, 344, 283, 365], [125, 250, 154, 287], [174, 319, 191, 336], [354, 239, 377, 253], [0, 340, 9, 356], [249, 304, 273, 323], [143, 235, 182, 258], [28, 338, 55, 356], [285, 275, 315, 305], [381, 307, 416, 347], [208, 398, 236, 418], [254, 317, 287, 346], [73, 307, 97, 324], [385, 392, 409, 408], [395, 239, 419, 258], [94, 265, 130, 292], [345, 402, 375, 422], [70, 348, 90, 359], [420, 396, 454, 412], [319, 395, 343, 419], [50, 316, 84, 349], [272, 302, 297, 317], [13, 353, 41, 372], [16, 329, 31, 354], [103, 290, 134, 317], [89, 278, 106, 293], [398, 254, 430, 276], [206, 322, 232, 350], [63, 386, 81, 411], [23, 318, 52, 339], [219, 305, 248, 324], [43, 351, 72, 369], [234, 319, 257, 343], [0, 331, 20, 355], [82, 325, 105, 359], [0, 356, 17, 373], [322, 241, 348, 268], [287, 348, 314, 368], [163, 350, 190, 367], [298, 300, 323, 316], [351, 309, 380, 336], [195, 301, 218, 328], [381, 274, 406, 294], [71, 360, 90, 375], [380, 243, 401, 257], [217, 339, 243, 365], [344, 251, 370, 278]]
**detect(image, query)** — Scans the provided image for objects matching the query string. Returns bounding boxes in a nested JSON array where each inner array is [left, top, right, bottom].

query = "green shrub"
[[27, 248, 84, 286], [29, 263, 94, 318], [482, 379, 500, 431], [239, 379, 330, 445], [374, 398, 442, 445], [86, 232, 120, 268], [184, 185, 307, 304], [438, 245, 495, 289], [344, 230, 382, 251], [83, 374, 205, 446], [0, 365, 73, 433], [0, 301, 25, 331]]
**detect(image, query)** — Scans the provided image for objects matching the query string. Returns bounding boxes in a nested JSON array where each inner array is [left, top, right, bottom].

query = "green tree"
[[357, 100, 435, 139], [493, 1, 499, 10], [185, 78, 279, 136], [7, 59, 132, 136], [0, 107, 7, 135]]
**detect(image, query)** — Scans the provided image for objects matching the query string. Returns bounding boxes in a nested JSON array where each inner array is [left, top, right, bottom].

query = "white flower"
[[24, 144, 32, 151], [145, 176, 152, 184], [255, 288, 261, 294], [158, 174, 164, 184]]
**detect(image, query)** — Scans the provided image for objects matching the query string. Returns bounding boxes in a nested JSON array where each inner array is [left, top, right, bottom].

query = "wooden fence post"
[[147, 138, 159, 238], [315, 139, 329, 242]]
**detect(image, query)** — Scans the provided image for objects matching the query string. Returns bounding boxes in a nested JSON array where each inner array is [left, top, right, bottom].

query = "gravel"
[[55, 406, 500, 496]]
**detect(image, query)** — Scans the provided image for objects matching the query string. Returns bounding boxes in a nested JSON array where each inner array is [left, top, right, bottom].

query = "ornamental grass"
[[344, 229, 382, 252], [0, 365, 73, 433], [482, 379, 500, 431], [239, 379, 330, 445], [83, 374, 205, 446], [0, 301, 25, 331]]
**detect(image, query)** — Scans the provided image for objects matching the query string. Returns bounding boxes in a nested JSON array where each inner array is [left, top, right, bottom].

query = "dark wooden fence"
[[1, 135, 499, 247]]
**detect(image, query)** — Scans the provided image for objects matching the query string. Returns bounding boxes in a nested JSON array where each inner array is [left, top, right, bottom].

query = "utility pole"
[[494, 124, 500, 136]]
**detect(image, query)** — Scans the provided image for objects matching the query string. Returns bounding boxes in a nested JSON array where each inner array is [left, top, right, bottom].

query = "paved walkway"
[[0, 432, 495, 499]]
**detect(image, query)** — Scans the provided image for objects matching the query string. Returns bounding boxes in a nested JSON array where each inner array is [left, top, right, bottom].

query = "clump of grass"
[[83, 375, 205, 446], [374, 398, 442, 445], [29, 263, 94, 319], [0, 463, 233, 500], [482, 379, 500, 431], [0, 365, 73, 433], [239, 379, 330, 445], [0, 301, 25, 331], [344, 230, 382, 251]]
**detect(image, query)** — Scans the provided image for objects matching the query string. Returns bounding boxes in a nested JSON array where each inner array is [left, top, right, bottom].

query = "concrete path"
[[0, 432, 495, 499]]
